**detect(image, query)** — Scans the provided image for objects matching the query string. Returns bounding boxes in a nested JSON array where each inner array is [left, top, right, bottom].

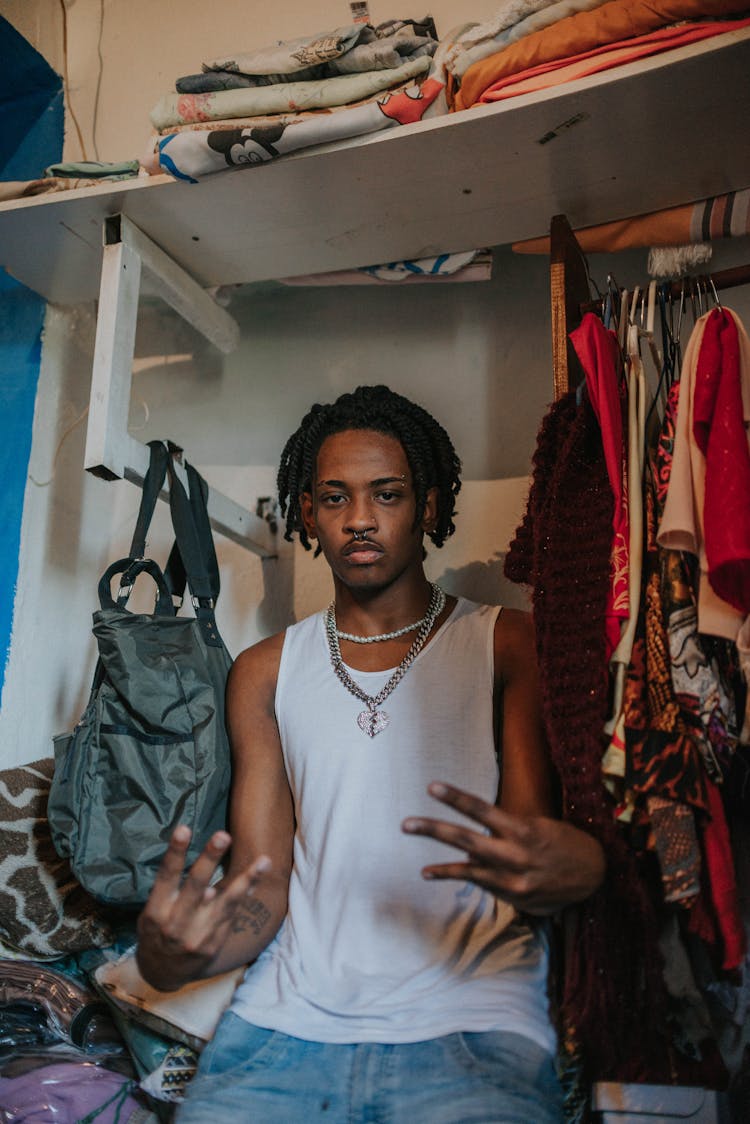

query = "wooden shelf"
[[1, 26, 749, 304]]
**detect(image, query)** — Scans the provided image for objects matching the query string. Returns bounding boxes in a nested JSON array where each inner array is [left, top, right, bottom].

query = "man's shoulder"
[[492, 606, 536, 684], [229, 608, 324, 690], [229, 629, 287, 696]]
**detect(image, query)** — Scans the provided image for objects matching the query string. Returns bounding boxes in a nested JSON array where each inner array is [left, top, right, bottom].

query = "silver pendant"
[[357, 709, 390, 737]]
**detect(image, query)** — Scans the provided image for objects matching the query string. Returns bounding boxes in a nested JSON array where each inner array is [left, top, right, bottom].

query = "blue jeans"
[[176, 1011, 563, 1123]]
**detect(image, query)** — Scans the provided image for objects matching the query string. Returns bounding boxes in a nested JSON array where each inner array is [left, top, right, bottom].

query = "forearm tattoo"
[[231, 896, 271, 935]]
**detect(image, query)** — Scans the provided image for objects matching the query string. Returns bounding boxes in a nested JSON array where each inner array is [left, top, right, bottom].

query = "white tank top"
[[231, 598, 555, 1052]]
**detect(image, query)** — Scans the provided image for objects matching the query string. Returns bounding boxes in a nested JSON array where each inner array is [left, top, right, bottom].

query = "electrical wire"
[[58, 0, 89, 161], [91, 0, 106, 161]]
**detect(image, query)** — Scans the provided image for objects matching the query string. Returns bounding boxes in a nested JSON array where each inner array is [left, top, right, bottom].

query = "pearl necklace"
[[325, 583, 446, 737], [333, 587, 445, 644]]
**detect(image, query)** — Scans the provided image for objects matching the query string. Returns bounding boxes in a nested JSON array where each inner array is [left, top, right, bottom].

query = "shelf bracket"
[[84, 214, 279, 557]]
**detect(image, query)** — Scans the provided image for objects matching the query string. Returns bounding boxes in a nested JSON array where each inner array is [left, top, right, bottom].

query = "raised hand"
[[136, 825, 273, 990], [402, 782, 605, 916]]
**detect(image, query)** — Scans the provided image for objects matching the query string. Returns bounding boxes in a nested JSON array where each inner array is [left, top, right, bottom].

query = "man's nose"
[[345, 498, 376, 532]]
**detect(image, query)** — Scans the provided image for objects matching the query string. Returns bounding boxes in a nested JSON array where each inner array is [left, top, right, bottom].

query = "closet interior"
[[1, 8, 750, 1120]]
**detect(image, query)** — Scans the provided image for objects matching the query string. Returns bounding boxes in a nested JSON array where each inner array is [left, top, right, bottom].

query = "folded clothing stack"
[[445, 0, 750, 110], [151, 18, 447, 180]]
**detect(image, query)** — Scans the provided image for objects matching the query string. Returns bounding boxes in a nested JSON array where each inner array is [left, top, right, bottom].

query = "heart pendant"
[[357, 709, 390, 737]]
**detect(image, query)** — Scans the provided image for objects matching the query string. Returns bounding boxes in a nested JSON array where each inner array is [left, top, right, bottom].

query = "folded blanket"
[[150, 56, 430, 129], [446, 0, 611, 79], [179, 28, 437, 91], [453, 0, 750, 109], [513, 186, 750, 253], [156, 77, 420, 135], [204, 24, 365, 77], [158, 76, 445, 180], [472, 17, 750, 103], [280, 251, 492, 286]]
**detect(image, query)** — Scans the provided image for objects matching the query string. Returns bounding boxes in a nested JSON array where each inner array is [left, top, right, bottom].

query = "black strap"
[[125, 440, 220, 608], [166, 453, 220, 606], [128, 441, 171, 560], [162, 462, 220, 605]]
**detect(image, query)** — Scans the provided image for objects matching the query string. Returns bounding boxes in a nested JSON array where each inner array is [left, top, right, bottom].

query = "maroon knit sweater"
[[505, 390, 669, 1083]]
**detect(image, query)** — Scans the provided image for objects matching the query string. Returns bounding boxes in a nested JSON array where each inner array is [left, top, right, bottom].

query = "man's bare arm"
[[136, 633, 294, 990]]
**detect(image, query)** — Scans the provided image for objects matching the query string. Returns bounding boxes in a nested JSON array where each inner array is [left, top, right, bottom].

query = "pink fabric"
[[570, 313, 628, 658], [692, 308, 750, 613], [702, 780, 746, 971]]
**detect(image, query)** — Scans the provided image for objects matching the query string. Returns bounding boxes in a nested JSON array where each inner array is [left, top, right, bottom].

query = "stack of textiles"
[[442, 0, 750, 111], [150, 18, 447, 182]]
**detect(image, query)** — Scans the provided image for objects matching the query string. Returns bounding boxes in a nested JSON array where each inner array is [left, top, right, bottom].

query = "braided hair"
[[277, 385, 462, 553]]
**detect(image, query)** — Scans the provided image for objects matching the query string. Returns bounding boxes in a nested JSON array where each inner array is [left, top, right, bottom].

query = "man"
[[136, 385, 605, 1122]]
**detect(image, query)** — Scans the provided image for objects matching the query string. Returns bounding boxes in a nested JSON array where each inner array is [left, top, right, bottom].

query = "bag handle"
[[98, 557, 175, 615]]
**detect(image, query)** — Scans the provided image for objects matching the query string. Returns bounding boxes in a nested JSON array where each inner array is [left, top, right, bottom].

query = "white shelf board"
[[1, 26, 749, 305]]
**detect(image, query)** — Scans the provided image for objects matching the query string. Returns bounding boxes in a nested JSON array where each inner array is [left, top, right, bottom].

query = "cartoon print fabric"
[[158, 77, 444, 181]]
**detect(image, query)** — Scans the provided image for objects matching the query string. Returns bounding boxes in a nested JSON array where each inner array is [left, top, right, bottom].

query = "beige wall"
[[1, 0, 502, 164]]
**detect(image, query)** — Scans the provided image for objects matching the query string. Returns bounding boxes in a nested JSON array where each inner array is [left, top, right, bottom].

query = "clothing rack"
[[579, 261, 750, 316], [549, 212, 750, 398]]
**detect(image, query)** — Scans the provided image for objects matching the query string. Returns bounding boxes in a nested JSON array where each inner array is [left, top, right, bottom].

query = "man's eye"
[[377, 491, 398, 502], [322, 494, 345, 505]]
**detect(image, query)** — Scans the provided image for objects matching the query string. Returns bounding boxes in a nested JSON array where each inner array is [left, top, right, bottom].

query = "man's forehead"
[[315, 429, 410, 473]]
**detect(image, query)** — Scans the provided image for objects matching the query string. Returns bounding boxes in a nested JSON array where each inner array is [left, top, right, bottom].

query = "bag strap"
[[128, 440, 170, 560], [162, 462, 220, 606], [166, 452, 221, 607], [126, 440, 219, 609]]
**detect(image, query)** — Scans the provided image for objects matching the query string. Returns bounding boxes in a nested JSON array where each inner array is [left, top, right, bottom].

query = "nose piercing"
[[352, 530, 368, 541]]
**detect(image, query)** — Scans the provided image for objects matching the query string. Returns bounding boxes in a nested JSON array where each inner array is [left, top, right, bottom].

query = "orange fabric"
[[453, 0, 750, 110], [475, 19, 750, 103], [512, 204, 693, 254]]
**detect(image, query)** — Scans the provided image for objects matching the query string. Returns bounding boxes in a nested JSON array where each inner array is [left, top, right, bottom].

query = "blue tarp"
[[0, 15, 63, 697]]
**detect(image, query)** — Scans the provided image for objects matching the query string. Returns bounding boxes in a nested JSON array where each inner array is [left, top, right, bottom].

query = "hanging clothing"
[[655, 383, 730, 784], [691, 308, 750, 615], [658, 312, 749, 640], [505, 390, 670, 1084], [570, 312, 628, 661]]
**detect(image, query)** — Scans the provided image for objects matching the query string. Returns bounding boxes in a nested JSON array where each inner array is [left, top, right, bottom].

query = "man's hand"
[[136, 825, 272, 991], [402, 782, 605, 916]]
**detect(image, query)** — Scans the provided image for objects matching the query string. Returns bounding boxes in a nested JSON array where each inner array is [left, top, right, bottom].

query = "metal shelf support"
[[84, 214, 279, 557]]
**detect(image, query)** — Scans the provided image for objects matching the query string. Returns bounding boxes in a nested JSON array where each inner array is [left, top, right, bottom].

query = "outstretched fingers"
[[425, 782, 526, 839], [401, 782, 537, 898], [148, 826, 230, 914]]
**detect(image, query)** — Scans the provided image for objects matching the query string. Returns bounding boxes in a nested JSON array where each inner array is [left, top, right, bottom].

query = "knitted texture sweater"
[[505, 390, 668, 1082]]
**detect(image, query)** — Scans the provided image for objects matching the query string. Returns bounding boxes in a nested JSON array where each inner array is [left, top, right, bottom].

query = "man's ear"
[[300, 492, 317, 539], [421, 486, 439, 533]]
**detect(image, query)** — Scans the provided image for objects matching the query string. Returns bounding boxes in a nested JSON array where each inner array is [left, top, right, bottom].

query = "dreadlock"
[[277, 385, 462, 553]]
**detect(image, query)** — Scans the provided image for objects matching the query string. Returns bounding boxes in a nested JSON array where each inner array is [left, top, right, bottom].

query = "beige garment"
[[603, 330, 646, 810], [657, 310, 750, 640], [737, 616, 750, 742]]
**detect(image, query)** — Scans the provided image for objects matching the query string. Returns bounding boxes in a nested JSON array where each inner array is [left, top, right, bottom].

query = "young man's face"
[[300, 428, 437, 593]]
